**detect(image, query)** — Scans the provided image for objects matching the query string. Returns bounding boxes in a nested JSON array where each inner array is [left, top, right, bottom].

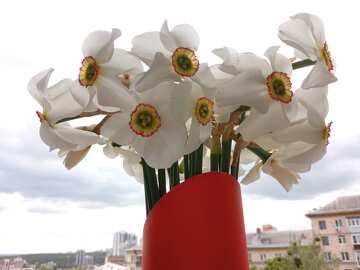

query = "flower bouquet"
[[28, 13, 337, 270]]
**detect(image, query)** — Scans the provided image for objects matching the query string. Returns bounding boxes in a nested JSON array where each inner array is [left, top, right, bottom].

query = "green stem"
[[190, 150, 197, 178], [246, 143, 272, 163], [141, 160, 150, 215], [230, 161, 240, 180], [210, 153, 220, 172], [173, 161, 180, 186], [184, 155, 190, 180], [196, 144, 203, 175], [157, 169, 166, 197], [292, 59, 316, 70], [220, 126, 233, 173], [167, 162, 180, 189], [221, 139, 232, 173], [141, 159, 160, 213]]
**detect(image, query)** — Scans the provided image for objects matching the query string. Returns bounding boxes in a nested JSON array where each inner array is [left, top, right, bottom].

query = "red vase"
[[142, 172, 249, 270]]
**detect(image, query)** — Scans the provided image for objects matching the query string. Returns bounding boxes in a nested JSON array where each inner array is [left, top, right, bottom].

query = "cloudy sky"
[[1, 0, 360, 254]]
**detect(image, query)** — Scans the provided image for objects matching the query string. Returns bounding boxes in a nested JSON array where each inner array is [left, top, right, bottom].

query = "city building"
[[75, 250, 86, 267], [126, 246, 142, 270], [112, 232, 137, 256], [104, 256, 126, 266], [306, 195, 360, 270], [247, 224, 313, 268], [94, 262, 127, 270], [0, 259, 11, 270], [83, 255, 94, 267], [0, 258, 33, 270]]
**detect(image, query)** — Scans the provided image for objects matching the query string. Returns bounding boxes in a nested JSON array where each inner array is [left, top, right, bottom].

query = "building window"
[[319, 220, 327, 230], [352, 234, 360, 244], [275, 253, 282, 258], [348, 217, 360, 227], [324, 252, 332, 261], [356, 251, 360, 267], [335, 219, 343, 228], [321, 236, 330, 246], [341, 252, 350, 262], [338, 235, 346, 244], [260, 254, 267, 261]]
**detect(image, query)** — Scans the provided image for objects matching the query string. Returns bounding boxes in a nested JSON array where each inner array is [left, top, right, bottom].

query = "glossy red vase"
[[142, 172, 249, 270]]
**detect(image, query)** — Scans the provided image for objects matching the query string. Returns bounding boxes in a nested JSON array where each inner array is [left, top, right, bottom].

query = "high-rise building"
[[75, 250, 86, 267], [112, 231, 137, 256], [306, 195, 360, 270]]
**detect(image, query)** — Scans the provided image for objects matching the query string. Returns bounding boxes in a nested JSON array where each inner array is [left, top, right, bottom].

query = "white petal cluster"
[[28, 13, 337, 191]]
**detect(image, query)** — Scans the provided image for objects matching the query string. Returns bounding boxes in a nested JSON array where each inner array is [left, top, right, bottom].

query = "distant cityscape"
[[2, 195, 360, 270]]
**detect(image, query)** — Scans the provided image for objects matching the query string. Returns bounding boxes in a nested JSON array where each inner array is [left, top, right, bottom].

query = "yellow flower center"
[[320, 42, 334, 72], [79, 56, 99, 87], [194, 97, 214, 126], [171, 47, 199, 77], [129, 104, 161, 137], [36, 111, 48, 122], [322, 121, 332, 145], [118, 73, 130, 88], [266, 72, 293, 104]]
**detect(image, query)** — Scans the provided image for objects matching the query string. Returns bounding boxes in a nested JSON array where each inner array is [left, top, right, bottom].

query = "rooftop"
[[247, 229, 313, 249], [306, 195, 360, 217]]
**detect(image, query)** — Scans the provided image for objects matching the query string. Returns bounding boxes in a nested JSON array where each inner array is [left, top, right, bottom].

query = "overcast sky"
[[1, 0, 359, 254]]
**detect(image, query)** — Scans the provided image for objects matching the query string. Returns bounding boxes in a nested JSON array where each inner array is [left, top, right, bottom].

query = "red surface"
[[142, 172, 249, 270]]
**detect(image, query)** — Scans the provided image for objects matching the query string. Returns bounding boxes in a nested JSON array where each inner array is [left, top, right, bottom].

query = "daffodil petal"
[[96, 75, 136, 111], [216, 70, 269, 113], [132, 31, 170, 65], [100, 112, 135, 146], [134, 52, 179, 92], [237, 103, 291, 141], [63, 146, 91, 170], [139, 122, 187, 169], [278, 18, 317, 60], [54, 125, 99, 146], [301, 61, 337, 89], [295, 86, 328, 120], [69, 81, 90, 109], [170, 23, 200, 50], [101, 48, 144, 83], [264, 46, 292, 76], [82, 28, 121, 64], [39, 122, 77, 151], [241, 161, 262, 185], [283, 144, 327, 165], [292, 13, 325, 44], [262, 159, 300, 191], [272, 119, 322, 144]]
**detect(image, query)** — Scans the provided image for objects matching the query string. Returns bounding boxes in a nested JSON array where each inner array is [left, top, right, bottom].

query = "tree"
[[262, 243, 339, 270], [263, 257, 292, 270]]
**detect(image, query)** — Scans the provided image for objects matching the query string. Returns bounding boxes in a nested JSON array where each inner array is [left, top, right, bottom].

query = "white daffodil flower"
[[184, 83, 215, 154], [100, 81, 189, 169], [272, 86, 331, 166], [216, 46, 300, 140], [28, 69, 99, 152], [216, 46, 294, 114], [278, 13, 337, 89], [103, 143, 144, 184], [132, 21, 214, 93], [79, 29, 143, 111], [242, 150, 301, 191]]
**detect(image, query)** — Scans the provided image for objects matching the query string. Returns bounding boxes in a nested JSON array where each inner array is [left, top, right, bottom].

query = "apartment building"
[[247, 224, 313, 268], [126, 246, 142, 270], [306, 195, 360, 270]]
